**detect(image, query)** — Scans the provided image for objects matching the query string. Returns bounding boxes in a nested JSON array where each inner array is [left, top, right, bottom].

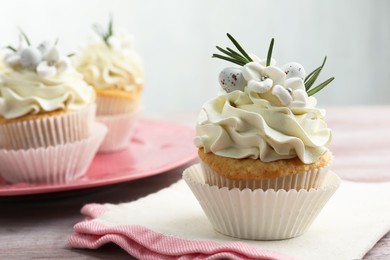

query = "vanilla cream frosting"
[[0, 69, 95, 119], [75, 42, 143, 92], [195, 87, 331, 164]]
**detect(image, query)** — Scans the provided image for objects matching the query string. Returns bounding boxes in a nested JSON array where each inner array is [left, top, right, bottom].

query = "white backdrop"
[[0, 0, 389, 115]]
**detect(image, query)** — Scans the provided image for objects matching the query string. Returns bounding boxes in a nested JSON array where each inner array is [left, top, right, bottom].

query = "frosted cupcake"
[[75, 18, 143, 152], [195, 36, 335, 191], [0, 35, 107, 184], [183, 34, 340, 240]]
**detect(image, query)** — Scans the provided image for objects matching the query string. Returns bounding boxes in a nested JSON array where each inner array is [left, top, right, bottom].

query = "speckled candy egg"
[[219, 67, 246, 93], [281, 62, 306, 80]]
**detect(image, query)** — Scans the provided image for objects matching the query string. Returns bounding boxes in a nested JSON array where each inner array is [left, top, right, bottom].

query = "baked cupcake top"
[[75, 18, 143, 94], [0, 35, 95, 120], [195, 35, 334, 164]]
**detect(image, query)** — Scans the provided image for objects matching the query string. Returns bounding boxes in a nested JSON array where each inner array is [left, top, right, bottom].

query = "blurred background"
[[0, 0, 389, 116]]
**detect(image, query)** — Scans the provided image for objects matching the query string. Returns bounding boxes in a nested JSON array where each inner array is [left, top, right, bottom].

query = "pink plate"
[[0, 118, 197, 196]]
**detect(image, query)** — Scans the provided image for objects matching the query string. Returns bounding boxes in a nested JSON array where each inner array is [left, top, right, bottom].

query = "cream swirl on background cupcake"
[[0, 41, 95, 119], [0, 69, 94, 119], [75, 29, 143, 92], [195, 54, 331, 164]]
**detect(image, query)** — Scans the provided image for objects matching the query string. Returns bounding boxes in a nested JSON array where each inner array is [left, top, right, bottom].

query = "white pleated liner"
[[0, 123, 107, 184], [96, 95, 140, 115], [183, 164, 340, 240], [0, 105, 96, 150], [97, 110, 139, 153], [200, 160, 330, 191]]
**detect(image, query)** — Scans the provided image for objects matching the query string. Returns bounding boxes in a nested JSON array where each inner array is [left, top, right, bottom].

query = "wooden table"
[[1, 107, 390, 259]]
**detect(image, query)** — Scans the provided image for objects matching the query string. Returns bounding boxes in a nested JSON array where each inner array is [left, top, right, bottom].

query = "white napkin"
[[87, 178, 390, 260]]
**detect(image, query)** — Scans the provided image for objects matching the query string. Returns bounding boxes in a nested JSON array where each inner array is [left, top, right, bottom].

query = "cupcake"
[[0, 35, 107, 184], [75, 18, 143, 152], [183, 34, 340, 240]]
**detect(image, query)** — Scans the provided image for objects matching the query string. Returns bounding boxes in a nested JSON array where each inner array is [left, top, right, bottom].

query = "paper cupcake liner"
[[97, 110, 139, 153], [96, 95, 140, 115], [0, 105, 96, 150], [200, 160, 330, 191], [183, 164, 340, 240], [0, 122, 107, 184]]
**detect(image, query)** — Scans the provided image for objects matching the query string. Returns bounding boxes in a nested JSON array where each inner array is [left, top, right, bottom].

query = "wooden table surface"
[[1, 107, 390, 259]]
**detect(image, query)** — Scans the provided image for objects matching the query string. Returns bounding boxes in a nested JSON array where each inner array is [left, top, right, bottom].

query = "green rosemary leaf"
[[305, 56, 327, 90], [226, 47, 247, 61], [266, 38, 274, 66], [216, 46, 248, 63], [304, 67, 321, 91], [304, 67, 320, 84], [18, 28, 31, 46], [226, 33, 252, 62], [108, 15, 113, 38], [6, 45, 17, 52], [67, 53, 75, 57], [307, 77, 334, 96], [212, 54, 246, 66]]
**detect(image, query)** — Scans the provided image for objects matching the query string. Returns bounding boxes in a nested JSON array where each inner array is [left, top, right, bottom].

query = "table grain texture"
[[1, 107, 390, 259]]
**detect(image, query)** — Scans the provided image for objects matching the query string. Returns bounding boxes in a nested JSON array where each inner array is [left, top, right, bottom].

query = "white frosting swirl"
[[194, 87, 331, 164], [0, 69, 95, 119], [75, 42, 143, 92]]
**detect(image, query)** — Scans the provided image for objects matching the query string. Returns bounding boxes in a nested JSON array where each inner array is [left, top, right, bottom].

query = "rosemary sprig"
[[305, 56, 327, 90], [226, 33, 252, 62], [18, 28, 31, 46], [212, 34, 253, 66], [6, 46, 17, 52], [93, 16, 114, 47], [266, 38, 274, 66], [304, 56, 334, 95], [212, 54, 246, 66], [213, 34, 277, 68], [307, 77, 334, 96], [5, 29, 31, 53], [215, 46, 247, 64]]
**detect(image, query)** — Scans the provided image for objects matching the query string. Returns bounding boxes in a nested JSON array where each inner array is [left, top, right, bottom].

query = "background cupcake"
[[184, 34, 340, 240], [75, 18, 143, 152], [0, 34, 106, 184]]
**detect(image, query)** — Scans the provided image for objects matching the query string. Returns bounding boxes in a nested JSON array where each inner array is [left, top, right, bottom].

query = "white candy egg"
[[37, 41, 53, 56], [20, 47, 42, 69], [281, 62, 306, 80], [219, 67, 246, 93], [44, 46, 60, 64]]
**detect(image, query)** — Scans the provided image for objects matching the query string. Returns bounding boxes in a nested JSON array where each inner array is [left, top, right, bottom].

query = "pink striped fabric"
[[326, 106, 390, 182], [69, 204, 296, 260]]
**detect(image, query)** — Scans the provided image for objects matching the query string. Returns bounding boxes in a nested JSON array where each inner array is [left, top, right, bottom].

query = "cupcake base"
[[200, 160, 329, 191], [0, 105, 96, 150], [97, 110, 139, 153], [183, 163, 340, 240], [0, 122, 107, 184], [96, 93, 140, 115]]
